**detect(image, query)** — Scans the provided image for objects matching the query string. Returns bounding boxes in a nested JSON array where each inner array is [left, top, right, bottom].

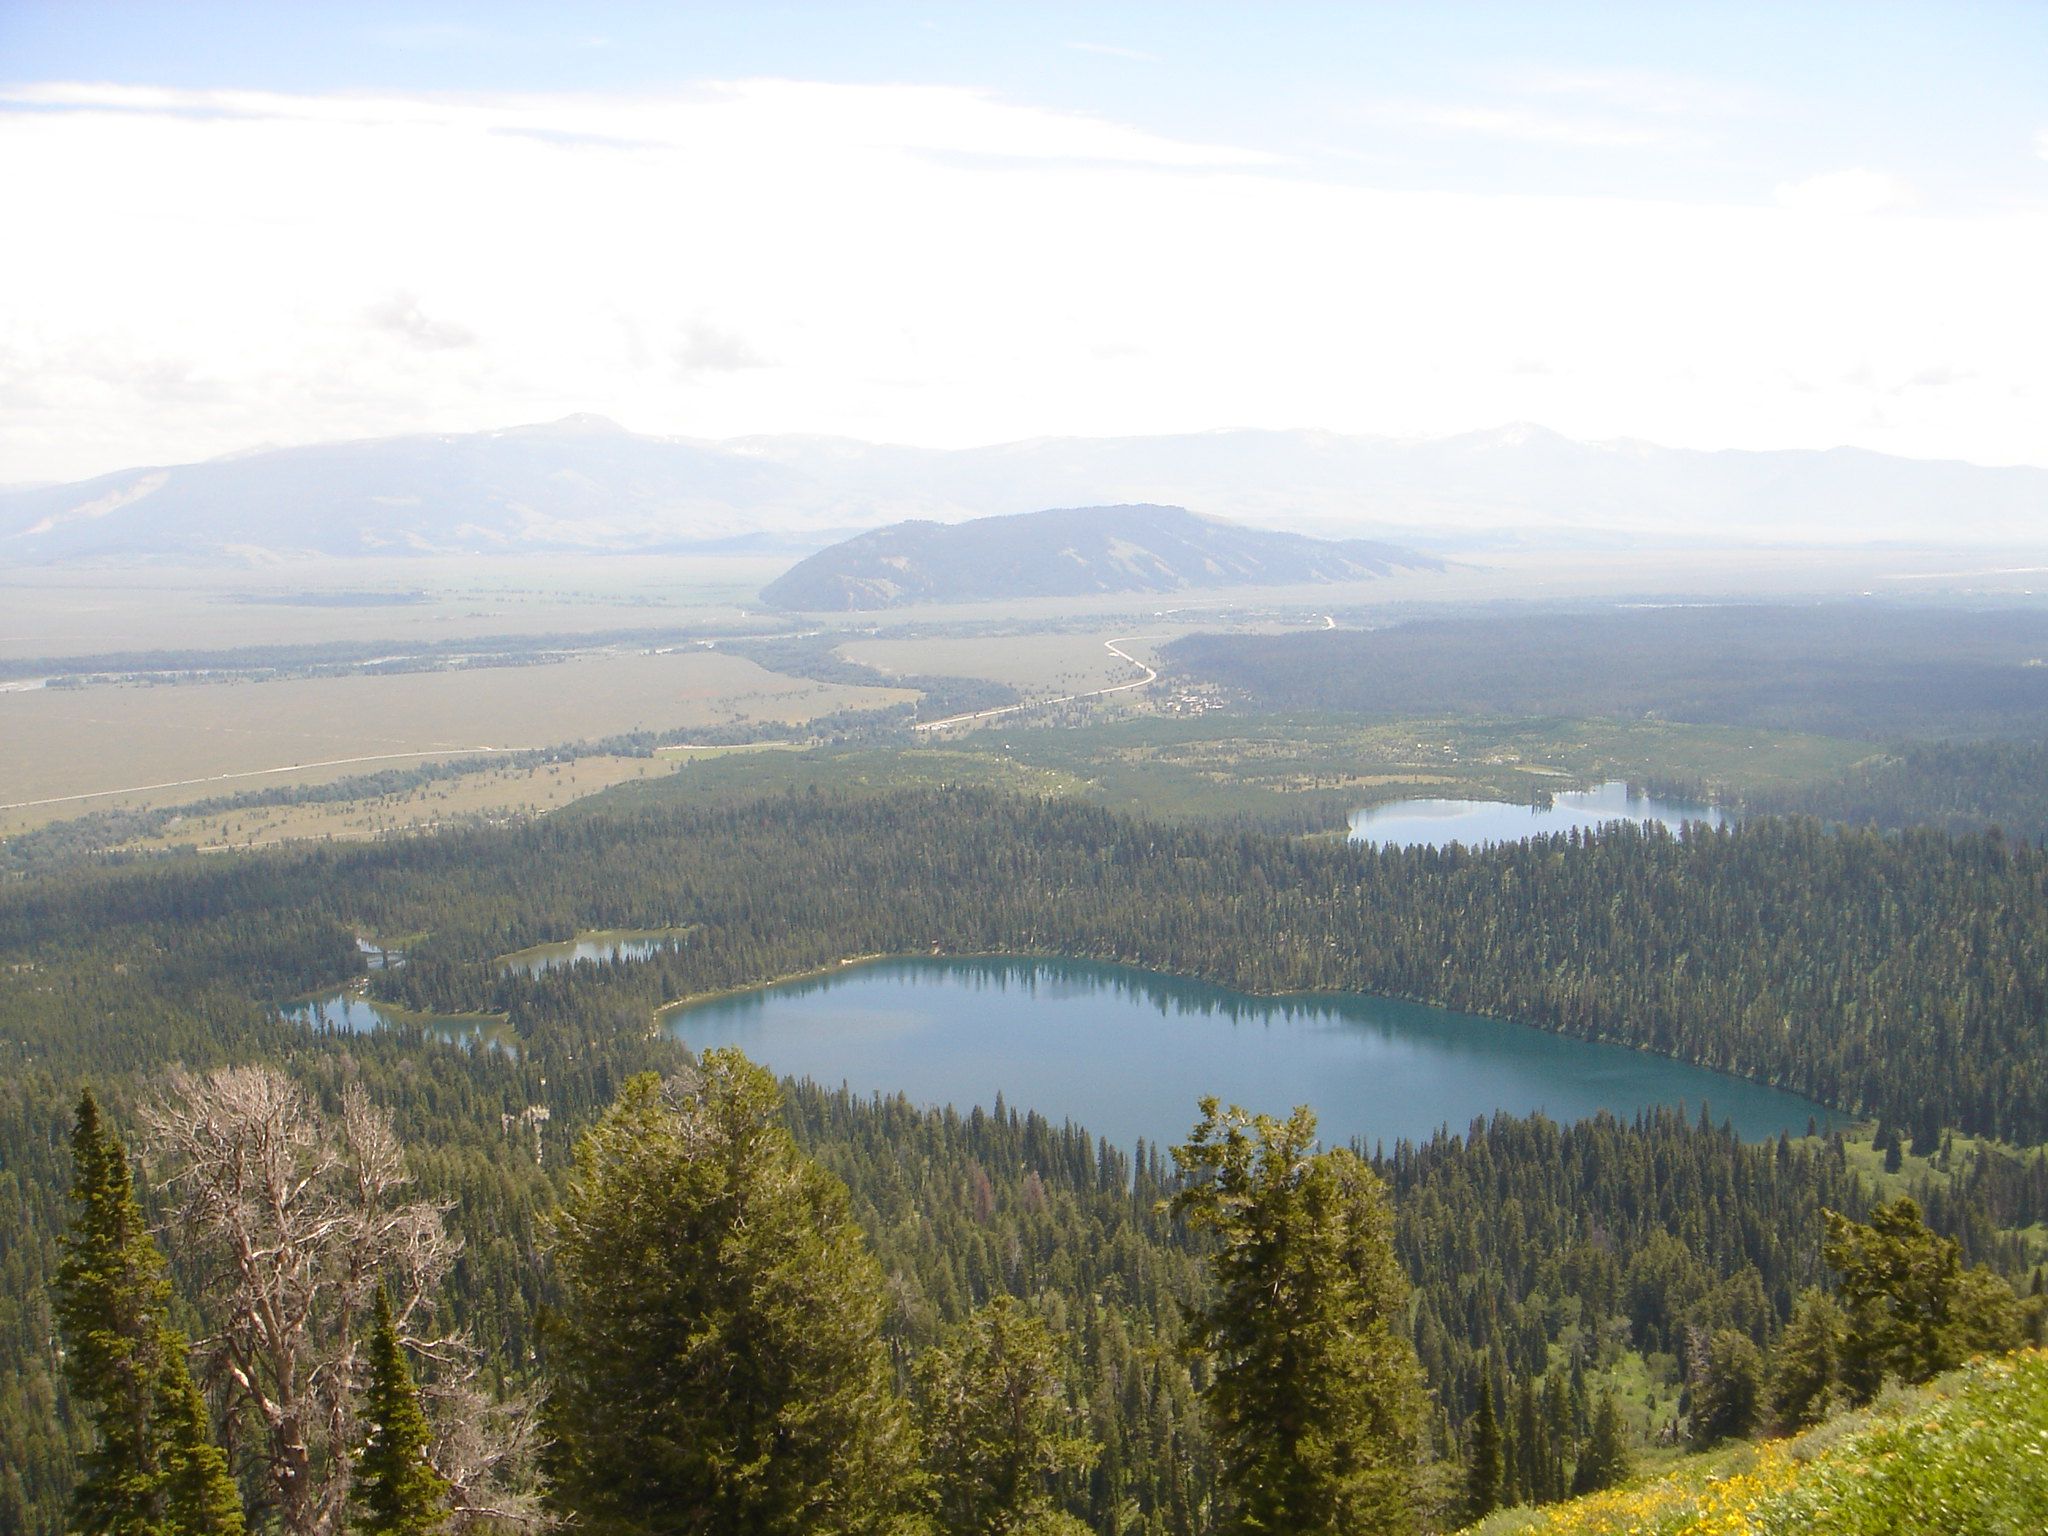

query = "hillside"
[[0, 415, 857, 563], [757, 503, 1440, 610], [1468, 1350, 2048, 1535], [7, 418, 2047, 566]]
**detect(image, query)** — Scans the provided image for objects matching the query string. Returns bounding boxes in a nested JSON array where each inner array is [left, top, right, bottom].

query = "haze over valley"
[[5, 6, 2048, 1536], [8, 415, 2047, 569]]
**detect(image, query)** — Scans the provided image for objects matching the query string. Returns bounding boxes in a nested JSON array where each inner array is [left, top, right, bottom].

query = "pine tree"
[[1512, 1377, 1540, 1504], [54, 1087, 175, 1536], [1464, 1377, 1502, 1521], [1171, 1099, 1423, 1536], [354, 1289, 449, 1536], [545, 1056, 925, 1535], [155, 1333, 246, 1536], [1766, 1288, 1844, 1432], [1542, 1373, 1573, 1502], [1570, 1390, 1629, 1495], [1825, 1197, 2023, 1401], [914, 1297, 1096, 1536], [1687, 1329, 1763, 1446]]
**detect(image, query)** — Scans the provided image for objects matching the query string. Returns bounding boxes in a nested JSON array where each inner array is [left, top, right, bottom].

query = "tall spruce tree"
[[1570, 1391, 1629, 1495], [354, 1289, 449, 1536], [54, 1088, 176, 1536], [545, 1055, 926, 1536], [154, 1335, 246, 1536], [1464, 1377, 1502, 1521], [1171, 1099, 1423, 1536]]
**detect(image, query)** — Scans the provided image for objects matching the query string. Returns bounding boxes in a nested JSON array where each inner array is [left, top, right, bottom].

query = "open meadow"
[[0, 651, 908, 831]]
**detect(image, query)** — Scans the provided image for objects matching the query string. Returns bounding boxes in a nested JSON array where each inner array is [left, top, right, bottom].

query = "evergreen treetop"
[[353, 1288, 449, 1536]]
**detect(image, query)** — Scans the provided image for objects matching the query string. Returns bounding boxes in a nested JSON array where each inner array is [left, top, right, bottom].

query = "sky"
[[1, 1, 2045, 483]]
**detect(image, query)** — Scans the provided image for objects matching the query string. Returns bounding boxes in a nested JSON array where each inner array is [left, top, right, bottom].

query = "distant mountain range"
[[759, 504, 1440, 610], [3, 416, 2044, 566]]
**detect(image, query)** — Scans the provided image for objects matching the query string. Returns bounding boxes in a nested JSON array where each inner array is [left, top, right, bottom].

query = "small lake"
[[665, 957, 1837, 1152], [1349, 780, 1723, 849], [280, 989, 514, 1054], [496, 928, 691, 977]]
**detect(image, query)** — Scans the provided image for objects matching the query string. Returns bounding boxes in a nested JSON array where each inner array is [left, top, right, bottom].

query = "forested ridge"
[[6, 788, 2048, 1530]]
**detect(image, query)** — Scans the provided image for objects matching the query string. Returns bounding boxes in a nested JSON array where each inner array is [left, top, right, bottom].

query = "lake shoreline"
[[659, 958, 1843, 1146]]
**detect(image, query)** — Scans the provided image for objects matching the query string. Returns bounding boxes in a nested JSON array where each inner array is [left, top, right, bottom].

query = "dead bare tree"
[[145, 1065, 541, 1535]]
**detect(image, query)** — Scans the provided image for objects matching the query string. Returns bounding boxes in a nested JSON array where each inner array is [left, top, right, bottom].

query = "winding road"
[[912, 635, 1162, 733]]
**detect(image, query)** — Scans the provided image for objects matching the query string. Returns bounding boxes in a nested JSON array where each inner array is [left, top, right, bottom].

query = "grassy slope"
[[1467, 1350, 2048, 1536]]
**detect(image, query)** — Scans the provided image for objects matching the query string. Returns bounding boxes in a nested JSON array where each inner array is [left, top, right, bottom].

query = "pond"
[[664, 956, 1837, 1153], [495, 928, 692, 977], [280, 988, 514, 1054], [1349, 780, 1724, 849]]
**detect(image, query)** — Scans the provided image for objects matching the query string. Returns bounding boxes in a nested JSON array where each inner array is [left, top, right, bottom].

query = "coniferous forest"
[[4, 785, 2047, 1531]]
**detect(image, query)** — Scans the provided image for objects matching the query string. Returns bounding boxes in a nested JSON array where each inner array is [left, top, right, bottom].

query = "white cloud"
[[365, 293, 477, 351], [1773, 167, 1920, 215], [1064, 41, 1161, 63], [0, 81, 2043, 479], [673, 320, 769, 377], [1372, 100, 1690, 149], [1503, 67, 1754, 120]]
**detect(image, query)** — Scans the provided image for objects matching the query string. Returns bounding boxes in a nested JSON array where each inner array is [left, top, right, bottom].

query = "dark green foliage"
[[785, 1085, 1217, 1534], [1571, 1390, 1629, 1495], [1687, 1328, 1764, 1446], [1767, 1288, 1845, 1432], [13, 792, 2048, 1140], [545, 1055, 925, 1536], [914, 1298, 1098, 1536], [1825, 1197, 2024, 1402], [1464, 1378, 1502, 1520], [53, 1090, 242, 1536], [354, 1289, 449, 1536], [1172, 1101, 1422, 1536], [1745, 739, 2048, 845], [11, 790, 2048, 1529], [1166, 605, 2048, 739], [153, 1335, 245, 1536], [54, 1089, 175, 1536]]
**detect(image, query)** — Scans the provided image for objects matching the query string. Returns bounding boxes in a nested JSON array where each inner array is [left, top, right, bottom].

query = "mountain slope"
[[0, 416, 857, 563], [757, 504, 1440, 610], [1469, 1350, 2048, 1535], [5, 418, 2045, 566]]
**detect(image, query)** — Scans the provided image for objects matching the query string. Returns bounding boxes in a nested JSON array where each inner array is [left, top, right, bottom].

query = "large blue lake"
[[1349, 780, 1724, 849], [666, 957, 1837, 1152]]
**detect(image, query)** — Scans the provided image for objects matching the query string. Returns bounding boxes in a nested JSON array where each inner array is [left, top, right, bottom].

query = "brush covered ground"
[[1466, 1350, 2048, 1536]]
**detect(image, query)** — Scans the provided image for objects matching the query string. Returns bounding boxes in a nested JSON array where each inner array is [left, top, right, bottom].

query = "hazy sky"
[[3, 1, 2045, 482]]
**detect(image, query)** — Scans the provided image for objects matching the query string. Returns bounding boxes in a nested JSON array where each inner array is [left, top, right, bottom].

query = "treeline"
[[1742, 739, 2048, 846], [725, 632, 1021, 722], [1166, 605, 2048, 740]]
